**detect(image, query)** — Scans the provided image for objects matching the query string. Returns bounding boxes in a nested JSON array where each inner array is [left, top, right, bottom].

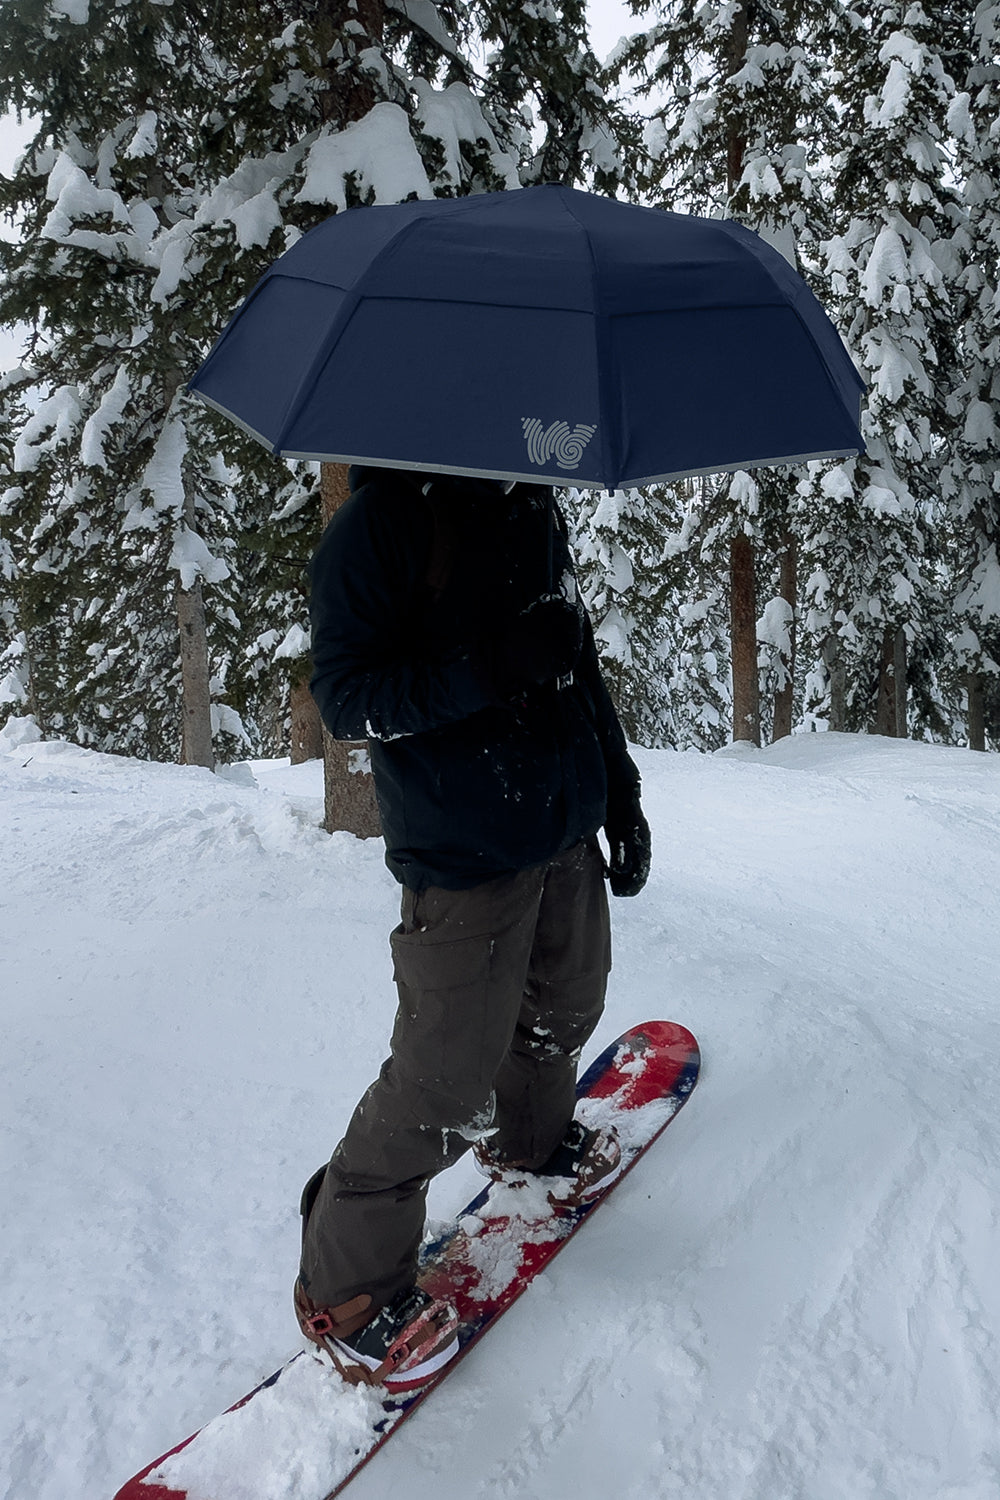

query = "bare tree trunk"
[[874, 626, 907, 738], [730, 532, 760, 744], [772, 529, 797, 741], [319, 461, 381, 836], [177, 574, 215, 768], [176, 467, 215, 769], [19, 594, 43, 731], [290, 676, 324, 762], [875, 625, 897, 737], [161, 362, 215, 769], [822, 635, 847, 732], [322, 724, 382, 837], [725, 3, 748, 200], [893, 627, 907, 739], [723, 11, 758, 747], [967, 668, 986, 752]]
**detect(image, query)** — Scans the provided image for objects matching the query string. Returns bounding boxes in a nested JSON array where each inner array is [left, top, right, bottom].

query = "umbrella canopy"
[[188, 185, 865, 491]]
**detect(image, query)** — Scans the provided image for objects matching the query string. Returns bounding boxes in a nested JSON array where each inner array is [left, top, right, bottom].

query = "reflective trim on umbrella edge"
[[277, 450, 609, 488], [186, 387, 862, 488], [184, 387, 277, 455], [625, 446, 864, 488], [276, 445, 863, 489]]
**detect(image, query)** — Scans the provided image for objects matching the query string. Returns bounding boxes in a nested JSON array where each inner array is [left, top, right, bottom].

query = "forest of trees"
[[1, 0, 998, 819]]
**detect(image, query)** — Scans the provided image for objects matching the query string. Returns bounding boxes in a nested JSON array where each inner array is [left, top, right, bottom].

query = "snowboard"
[[113, 1020, 700, 1500]]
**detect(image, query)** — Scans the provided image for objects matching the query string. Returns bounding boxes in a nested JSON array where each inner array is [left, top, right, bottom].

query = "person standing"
[[295, 465, 650, 1388]]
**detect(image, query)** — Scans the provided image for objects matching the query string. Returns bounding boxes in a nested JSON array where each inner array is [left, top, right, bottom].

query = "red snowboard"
[[113, 1021, 700, 1500]]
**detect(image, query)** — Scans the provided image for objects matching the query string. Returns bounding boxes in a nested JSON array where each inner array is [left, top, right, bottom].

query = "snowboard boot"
[[295, 1278, 459, 1392], [474, 1118, 623, 1209]]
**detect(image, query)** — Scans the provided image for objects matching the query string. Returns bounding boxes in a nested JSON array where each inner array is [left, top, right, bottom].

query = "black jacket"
[[309, 465, 639, 890]]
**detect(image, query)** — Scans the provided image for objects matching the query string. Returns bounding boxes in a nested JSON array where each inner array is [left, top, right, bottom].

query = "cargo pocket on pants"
[[389, 927, 498, 1098]]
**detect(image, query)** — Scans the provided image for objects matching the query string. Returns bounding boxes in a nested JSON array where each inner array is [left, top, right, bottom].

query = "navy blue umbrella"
[[188, 185, 865, 490]]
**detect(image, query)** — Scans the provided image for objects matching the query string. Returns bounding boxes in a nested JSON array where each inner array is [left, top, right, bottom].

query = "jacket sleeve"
[[308, 482, 499, 742]]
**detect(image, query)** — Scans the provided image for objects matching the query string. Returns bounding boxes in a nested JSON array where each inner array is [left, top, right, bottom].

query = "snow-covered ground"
[[3, 723, 999, 1500]]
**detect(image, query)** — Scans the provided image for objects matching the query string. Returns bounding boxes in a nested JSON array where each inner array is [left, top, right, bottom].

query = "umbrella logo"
[[522, 418, 597, 471]]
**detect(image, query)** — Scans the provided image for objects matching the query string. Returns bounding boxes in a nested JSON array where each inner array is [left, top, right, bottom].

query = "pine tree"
[[797, 0, 964, 739], [477, 0, 641, 192], [591, 0, 839, 746], [0, 0, 525, 770], [0, 367, 34, 722], [1, 0, 649, 797], [571, 484, 676, 746], [944, 0, 1000, 749], [0, 0, 261, 763], [658, 481, 733, 750], [572, 472, 737, 751]]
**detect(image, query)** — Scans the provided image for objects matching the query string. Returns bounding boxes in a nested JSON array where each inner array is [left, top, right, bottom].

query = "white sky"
[[0, 117, 32, 180], [588, 0, 637, 60]]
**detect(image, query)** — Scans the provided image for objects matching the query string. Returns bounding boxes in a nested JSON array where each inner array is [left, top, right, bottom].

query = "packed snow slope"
[[2, 725, 999, 1500]]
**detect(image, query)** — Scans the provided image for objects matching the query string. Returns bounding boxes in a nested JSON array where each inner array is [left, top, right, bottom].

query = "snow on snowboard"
[[113, 1021, 700, 1500]]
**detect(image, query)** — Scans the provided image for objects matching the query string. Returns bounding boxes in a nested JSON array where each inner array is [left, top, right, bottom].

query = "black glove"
[[478, 595, 583, 698], [604, 785, 651, 897]]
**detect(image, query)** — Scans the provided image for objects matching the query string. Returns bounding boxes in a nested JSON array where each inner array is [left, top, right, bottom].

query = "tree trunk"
[[875, 625, 897, 736], [723, 12, 758, 747], [822, 635, 847, 732], [19, 602, 43, 731], [176, 468, 215, 768], [162, 363, 215, 769], [725, 3, 748, 198], [730, 532, 760, 744], [322, 724, 381, 837], [290, 676, 324, 762], [772, 529, 797, 741], [319, 461, 381, 836], [316, 0, 386, 127], [967, 668, 986, 752], [893, 627, 907, 739], [177, 575, 215, 768]]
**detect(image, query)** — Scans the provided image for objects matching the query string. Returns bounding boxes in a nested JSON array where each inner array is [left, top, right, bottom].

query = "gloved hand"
[[478, 595, 583, 698], [604, 784, 651, 897]]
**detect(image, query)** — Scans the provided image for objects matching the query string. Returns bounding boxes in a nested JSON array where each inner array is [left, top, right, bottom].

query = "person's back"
[[308, 466, 634, 890]]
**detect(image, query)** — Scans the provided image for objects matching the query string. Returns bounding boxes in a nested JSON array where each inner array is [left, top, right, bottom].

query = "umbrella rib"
[[556, 189, 617, 490]]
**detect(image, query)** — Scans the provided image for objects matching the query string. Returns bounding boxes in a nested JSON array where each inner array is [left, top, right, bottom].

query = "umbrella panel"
[[314, 193, 787, 317], [613, 304, 864, 487], [267, 300, 860, 488], [277, 297, 606, 484], [359, 215, 598, 314], [194, 277, 349, 451]]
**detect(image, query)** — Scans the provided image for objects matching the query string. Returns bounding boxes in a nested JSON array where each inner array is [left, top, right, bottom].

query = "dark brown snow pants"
[[299, 837, 611, 1311]]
